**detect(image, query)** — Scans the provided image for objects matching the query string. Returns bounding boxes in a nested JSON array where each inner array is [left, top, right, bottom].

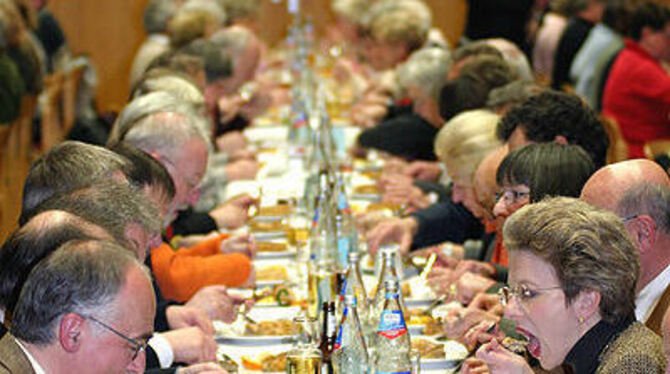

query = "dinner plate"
[[218, 343, 290, 374], [411, 336, 468, 370], [215, 307, 300, 345]]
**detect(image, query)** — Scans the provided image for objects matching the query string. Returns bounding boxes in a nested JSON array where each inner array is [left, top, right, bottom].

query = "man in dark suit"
[[2, 240, 154, 373]]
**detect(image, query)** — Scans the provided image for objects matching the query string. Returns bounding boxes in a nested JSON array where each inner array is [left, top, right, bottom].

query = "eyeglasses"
[[498, 284, 563, 306], [85, 315, 148, 361], [621, 214, 638, 223], [494, 189, 530, 205]]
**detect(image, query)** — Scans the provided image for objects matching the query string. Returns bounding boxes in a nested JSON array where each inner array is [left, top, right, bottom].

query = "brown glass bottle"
[[319, 301, 336, 374]]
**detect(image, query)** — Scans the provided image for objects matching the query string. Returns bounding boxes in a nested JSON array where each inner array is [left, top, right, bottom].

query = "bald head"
[[581, 159, 670, 212], [474, 145, 508, 221]]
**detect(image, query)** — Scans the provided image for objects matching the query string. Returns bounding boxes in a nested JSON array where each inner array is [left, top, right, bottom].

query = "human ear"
[[572, 289, 601, 323], [59, 313, 85, 353], [631, 215, 657, 253]]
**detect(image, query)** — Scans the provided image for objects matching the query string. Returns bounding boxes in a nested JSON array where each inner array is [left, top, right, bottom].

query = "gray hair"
[[220, 0, 260, 22], [11, 240, 149, 345], [365, 0, 432, 51], [21, 141, 130, 222], [332, 0, 371, 26], [396, 47, 451, 103], [617, 183, 670, 235], [132, 73, 205, 109], [108, 91, 211, 147], [209, 27, 254, 71], [182, 0, 227, 26], [143, 0, 178, 34], [486, 80, 544, 111], [32, 181, 162, 256]]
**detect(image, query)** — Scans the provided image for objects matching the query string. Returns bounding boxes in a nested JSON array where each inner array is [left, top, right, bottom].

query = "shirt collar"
[[635, 264, 670, 321], [14, 338, 47, 374], [562, 315, 634, 374]]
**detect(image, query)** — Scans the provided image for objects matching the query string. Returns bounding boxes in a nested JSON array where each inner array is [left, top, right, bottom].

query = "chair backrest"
[[39, 72, 65, 152], [600, 114, 629, 164], [643, 140, 670, 160], [62, 63, 87, 134]]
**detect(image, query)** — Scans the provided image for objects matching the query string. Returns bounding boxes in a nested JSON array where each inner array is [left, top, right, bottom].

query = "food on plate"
[[256, 241, 288, 252], [217, 353, 239, 372], [256, 265, 289, 282], [245, 320, 293, 336], [241, 352, 287, 372], [412, 338, 445, 359], [249, 219, 285, 232], [353, 184, 379, 195], [365, 201, 401, 213], [258, 205, 293, 217]]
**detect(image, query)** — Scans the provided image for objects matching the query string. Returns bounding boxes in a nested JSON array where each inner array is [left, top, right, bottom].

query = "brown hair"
[[503, 197, 639, 324]]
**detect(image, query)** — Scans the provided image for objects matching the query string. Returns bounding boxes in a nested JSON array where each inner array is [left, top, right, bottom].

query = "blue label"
[[340, 278, 348, 297], [376, 310, 407, 340], [338, 237, 350, 265]]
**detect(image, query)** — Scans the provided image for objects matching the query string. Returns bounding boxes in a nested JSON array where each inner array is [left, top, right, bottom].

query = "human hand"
[[366, 216, 417, 255], [229, 148, 257, 161], [215, 131, 247, 155], [161, 327, 217, 364], [210, 194, 259, 229], [220, 233, 255, 258], [476, 339, 533, 374], [186, 285, 246, 323], [454, 260, 496, 279], [382, 158, 409, 175], [442, 307, 499, 341], [177, 362, 228, 374], [460, 357, 491, 374], [239, 90, 272, 120], [166, 306, 214, 335], [224, 159, 259, 181], [404, 161, 442, 182], [455, 272, 496, 305], [468, 293, 503, 316]]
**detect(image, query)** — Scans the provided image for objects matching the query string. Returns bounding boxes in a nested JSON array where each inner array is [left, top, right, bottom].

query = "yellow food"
[[353, 184, 379, 195], [245, 320, 293, 336], [258, 205, 293, 216], [256, 265, 289, 282], [412, 338, 445, 359], [249, 219, 285, 232], [256, 242, 287, 252], [241, 356, 263, 371]]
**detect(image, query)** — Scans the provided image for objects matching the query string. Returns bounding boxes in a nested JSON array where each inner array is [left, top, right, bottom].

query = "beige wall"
[[48, 0, 466, 113]]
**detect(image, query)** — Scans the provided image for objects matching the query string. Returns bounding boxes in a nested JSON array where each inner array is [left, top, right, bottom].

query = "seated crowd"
[[0, 0, 669, 373]]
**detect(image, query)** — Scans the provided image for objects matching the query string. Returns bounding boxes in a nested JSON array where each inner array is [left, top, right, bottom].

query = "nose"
[[503, 296, 524, 322], [492, 196, 508, 218]]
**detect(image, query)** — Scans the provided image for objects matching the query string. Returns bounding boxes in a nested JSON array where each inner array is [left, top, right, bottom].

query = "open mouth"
[[516, 326, 541, 358]]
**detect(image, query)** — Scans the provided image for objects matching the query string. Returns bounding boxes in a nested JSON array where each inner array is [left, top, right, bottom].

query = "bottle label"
[[337, 237, 350, 265], [376, 310, 407, 340], [375, 372, 410, 374], [334, 307, 348, 350]]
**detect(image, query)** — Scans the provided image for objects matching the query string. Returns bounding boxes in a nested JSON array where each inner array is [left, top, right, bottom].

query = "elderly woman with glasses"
[[476, 197, 665, 373]]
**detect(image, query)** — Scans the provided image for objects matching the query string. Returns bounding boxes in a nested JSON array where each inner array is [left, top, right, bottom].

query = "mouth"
[[516, 326, 541, 358]]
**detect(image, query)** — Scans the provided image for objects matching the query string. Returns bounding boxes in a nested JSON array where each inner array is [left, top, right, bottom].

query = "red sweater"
[[602, 39, 670, 158]]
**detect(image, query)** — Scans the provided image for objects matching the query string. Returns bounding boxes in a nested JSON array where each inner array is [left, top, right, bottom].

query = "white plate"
[[215, 306, 301, 345], [411, 336, 468, 370]]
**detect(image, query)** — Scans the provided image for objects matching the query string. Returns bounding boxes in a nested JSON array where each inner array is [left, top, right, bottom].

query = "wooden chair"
[[599, 115, 629, 164], [643, 140, 670, 160], [0, 96, 37, 241], [39, 72, 65, 153], [62, 62, 87, 135]]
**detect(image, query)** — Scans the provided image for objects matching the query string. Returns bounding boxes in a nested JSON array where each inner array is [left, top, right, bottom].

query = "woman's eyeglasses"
[[494, 189, 530, 205], [498, 284, 563, 306]]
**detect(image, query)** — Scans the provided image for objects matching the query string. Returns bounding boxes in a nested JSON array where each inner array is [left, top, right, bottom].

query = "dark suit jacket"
[[0, 334, 35, 374]]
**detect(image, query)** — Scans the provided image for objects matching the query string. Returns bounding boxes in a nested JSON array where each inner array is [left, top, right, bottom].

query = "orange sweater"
[[151, 233, 252, 302]]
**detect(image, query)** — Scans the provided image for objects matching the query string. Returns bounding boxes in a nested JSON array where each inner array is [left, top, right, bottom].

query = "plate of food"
[[248, 218, 286, 241], [215, 306, 300, 345], [255, 259, 294, 287], [255, 240, 295, 260], [411, 336, 468, 370]]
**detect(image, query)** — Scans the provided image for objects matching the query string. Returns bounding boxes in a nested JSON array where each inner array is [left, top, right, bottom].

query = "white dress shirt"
[[15, 338, 46, 374], [635, 264, 670, 322]]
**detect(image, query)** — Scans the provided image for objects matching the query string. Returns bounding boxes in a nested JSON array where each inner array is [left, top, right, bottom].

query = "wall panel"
[[47, 0, 465, 112]]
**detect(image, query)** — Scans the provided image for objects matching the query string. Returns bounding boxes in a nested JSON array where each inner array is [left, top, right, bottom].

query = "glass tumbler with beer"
[[287, 315, 323, 374]]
